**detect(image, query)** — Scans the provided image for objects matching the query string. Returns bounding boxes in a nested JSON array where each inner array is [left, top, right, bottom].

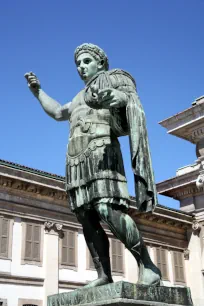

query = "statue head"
[[74, 43, 109, 83]]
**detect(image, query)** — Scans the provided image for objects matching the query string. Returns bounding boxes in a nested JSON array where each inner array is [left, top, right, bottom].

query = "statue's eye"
[[84, 59, 91, 64]]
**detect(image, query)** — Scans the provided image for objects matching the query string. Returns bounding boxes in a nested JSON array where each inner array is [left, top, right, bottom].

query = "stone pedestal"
[[47, 281, 193, 306]]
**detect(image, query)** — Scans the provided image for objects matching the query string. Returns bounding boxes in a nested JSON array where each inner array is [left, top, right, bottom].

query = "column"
[[43, 221, 63, 306]]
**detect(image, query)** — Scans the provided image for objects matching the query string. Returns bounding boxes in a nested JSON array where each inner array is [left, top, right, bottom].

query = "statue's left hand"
[[90, 86, 127, 109]]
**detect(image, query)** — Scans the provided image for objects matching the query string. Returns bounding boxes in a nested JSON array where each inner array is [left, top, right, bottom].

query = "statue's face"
[[76, 53, 102, 83]]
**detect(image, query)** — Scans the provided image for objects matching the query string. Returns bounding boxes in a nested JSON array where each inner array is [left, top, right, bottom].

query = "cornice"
[[0, 159, 64, 181], [128, 206, 192, 230], [156, 165, 204, 199], [0, 174, 67, 202], [157, 182, 204, 200], [159, 101, 204, 144], [156, 169, 199, 193]]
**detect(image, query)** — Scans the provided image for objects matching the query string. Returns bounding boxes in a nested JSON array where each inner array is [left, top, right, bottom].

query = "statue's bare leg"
[[75, 207, 113, 288], [94, 203, 161, 286]]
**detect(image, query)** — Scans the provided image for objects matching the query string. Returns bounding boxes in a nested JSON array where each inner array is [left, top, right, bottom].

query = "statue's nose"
[[80, 62, 87, 69]]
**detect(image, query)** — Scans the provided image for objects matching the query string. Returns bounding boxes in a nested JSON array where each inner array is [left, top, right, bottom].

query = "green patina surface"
[[47, 281, 193, 306], [24, 43, 192, 293]]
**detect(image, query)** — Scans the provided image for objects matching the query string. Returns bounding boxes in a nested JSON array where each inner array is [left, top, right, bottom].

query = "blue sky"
[[0, 1, 203, 209]]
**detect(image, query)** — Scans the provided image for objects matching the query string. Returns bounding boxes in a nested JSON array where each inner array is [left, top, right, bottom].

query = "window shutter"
[[33, 225, 41, 261], [173, 251, 179, 281], [156, 248, 161, 269], [62, 231, 68, 264], [161, 249, 168, 279], [25, 223, 41, 261], [111, 239, 123, 273], [68, 231, 75, 266], [116, 240, 123, 273], [25, 224, 33, 260], [111, 239, 117, 272], [155, 247, 168, 280], [0, 218, 9, 258], [178, 252, 185, 281], [88, 250, 95, 269], [173, 251, 185, 283], [61, 230, 76, 266]]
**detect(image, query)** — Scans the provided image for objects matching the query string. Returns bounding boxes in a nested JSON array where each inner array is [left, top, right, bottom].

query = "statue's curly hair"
[[74, 43, 109, 71]]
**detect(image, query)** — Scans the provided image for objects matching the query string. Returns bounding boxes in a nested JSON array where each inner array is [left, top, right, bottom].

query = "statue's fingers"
[[110, 100, 119, 107], [99, 91, 113, 102], [27, 75, 37, 82], [29, 80, 39, 87], [24, 72, 30, 80], [24, 71, 36, 80], [99, 88, 112, 97], [101, 99, 112, 108], [29, 79, 38, 84]]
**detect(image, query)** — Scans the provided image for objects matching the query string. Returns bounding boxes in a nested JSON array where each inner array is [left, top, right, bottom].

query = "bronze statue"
[[25, 43, 161, 287]]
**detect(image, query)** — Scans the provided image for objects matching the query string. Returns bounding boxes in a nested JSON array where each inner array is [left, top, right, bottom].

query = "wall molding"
[[0, 274, 44, 286]]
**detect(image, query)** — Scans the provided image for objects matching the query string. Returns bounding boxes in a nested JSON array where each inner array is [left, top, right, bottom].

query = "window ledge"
[[112, 271, 124, 276], [0, 256, 11, 261], [173, 281, 186, 286], [59, 264, 78, 271], [21, 259, 43, 267], [161, 278, 170, 282], [86, 267, 96, 271]]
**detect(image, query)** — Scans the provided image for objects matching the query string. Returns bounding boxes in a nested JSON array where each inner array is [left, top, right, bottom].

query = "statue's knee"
[[95, 204, 110, 222]]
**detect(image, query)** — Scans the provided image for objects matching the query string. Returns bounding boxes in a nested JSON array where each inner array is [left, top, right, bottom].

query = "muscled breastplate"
[[68, 95, 112, 158]]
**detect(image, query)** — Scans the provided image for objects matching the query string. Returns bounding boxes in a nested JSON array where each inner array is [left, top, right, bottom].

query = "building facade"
[[157, 95, 204, 306], [0, 158, 194, 306]]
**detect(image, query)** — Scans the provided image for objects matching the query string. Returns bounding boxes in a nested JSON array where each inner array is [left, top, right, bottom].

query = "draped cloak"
[[84, 69, 158, 212]]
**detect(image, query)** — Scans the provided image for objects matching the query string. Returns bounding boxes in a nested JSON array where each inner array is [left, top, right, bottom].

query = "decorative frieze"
[[172, 186, 202, 199], [157, 170, 199, 195], [135, 212, 191, 229], [191, 126, 204, 142], [0, 175, 67, 202]]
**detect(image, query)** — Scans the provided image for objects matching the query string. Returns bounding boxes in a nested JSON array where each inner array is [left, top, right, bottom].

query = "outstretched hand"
[[90, 85, 127, 109], [24, 71, 41, 95]]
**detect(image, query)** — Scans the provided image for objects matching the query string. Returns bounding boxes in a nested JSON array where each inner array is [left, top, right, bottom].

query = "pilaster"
[[43, 221, 63, 306]]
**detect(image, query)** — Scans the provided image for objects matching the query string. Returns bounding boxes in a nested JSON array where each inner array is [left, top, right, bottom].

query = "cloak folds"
[[84, 69, 158, 212]]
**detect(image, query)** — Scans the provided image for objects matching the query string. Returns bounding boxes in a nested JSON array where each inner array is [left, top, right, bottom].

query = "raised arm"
[[24, 72, 70, 121]]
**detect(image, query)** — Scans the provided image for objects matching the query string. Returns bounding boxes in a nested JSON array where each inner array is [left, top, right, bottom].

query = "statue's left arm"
[[106, 70, 158, 212]]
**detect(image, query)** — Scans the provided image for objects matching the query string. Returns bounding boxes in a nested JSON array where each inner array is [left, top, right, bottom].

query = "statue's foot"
[[137, 265, 161, 286], [84, 277, 113, 289]]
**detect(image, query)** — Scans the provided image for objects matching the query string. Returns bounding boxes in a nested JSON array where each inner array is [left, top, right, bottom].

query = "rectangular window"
[[155, 247, 168, 280], [172, 251, 185, 283], [61, 230, 77, 267], [111, 238, 124, 273], [0, 217, 9, 258], [87, 248, 95, 270], [24, 223, 41, 262]]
